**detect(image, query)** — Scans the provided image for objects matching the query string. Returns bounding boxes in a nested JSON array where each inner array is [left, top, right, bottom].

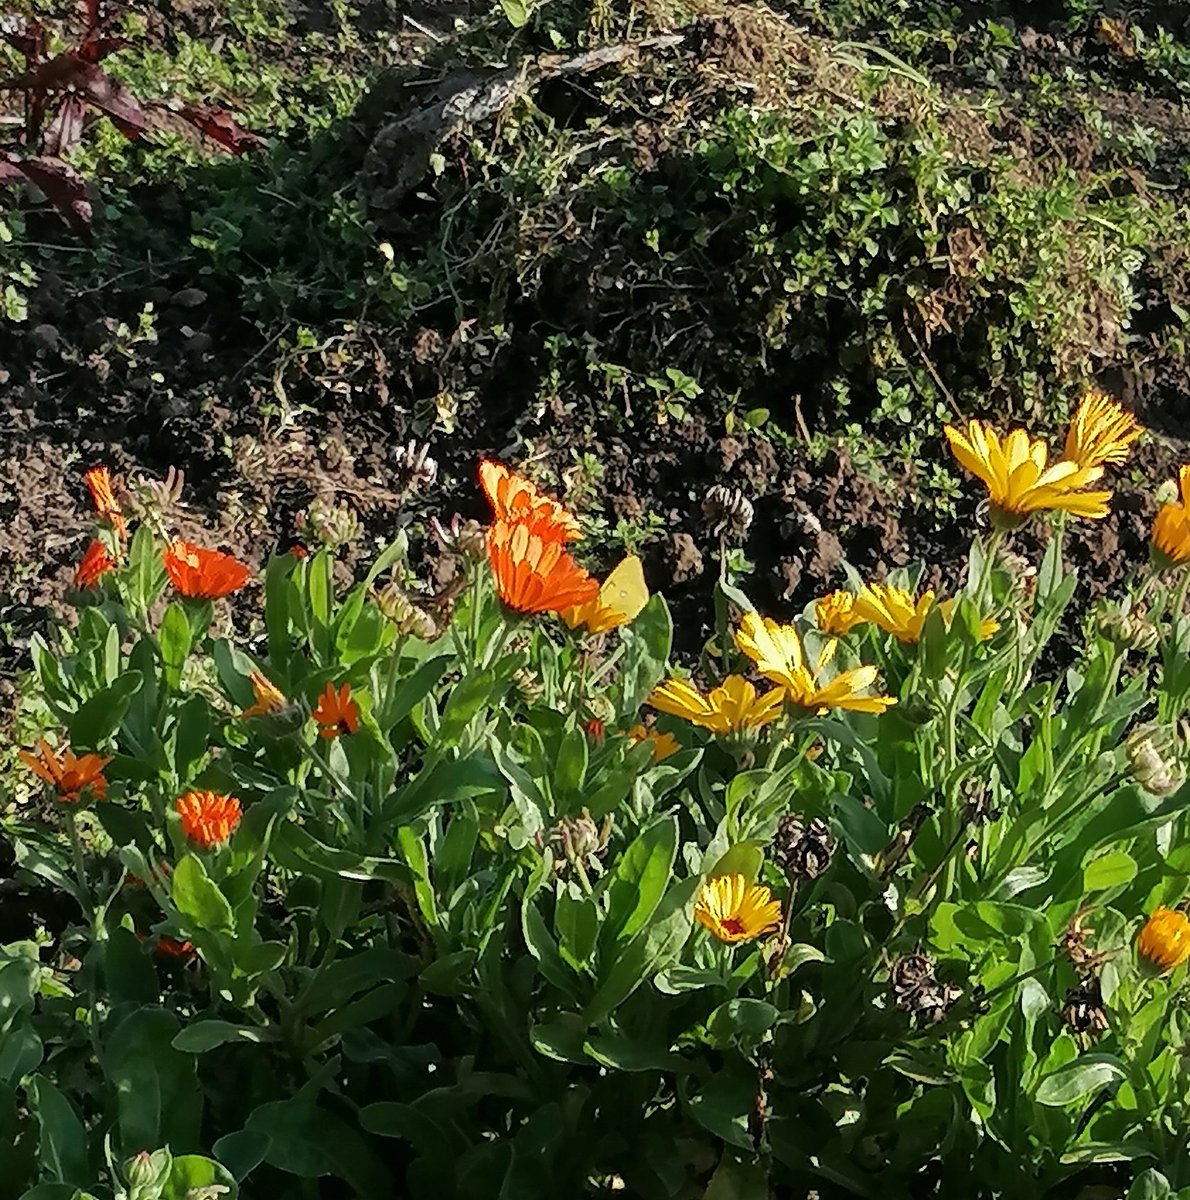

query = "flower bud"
[[1096, 603, 1158, 653], [297, 497, 361, 550], [375, 581, 438, 640], [1126, 725, 1185, 796], [544, 808, 612, 874], [124, 1148, 172, 1196]]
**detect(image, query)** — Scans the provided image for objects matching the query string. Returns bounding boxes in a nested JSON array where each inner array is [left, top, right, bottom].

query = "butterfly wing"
[[599, 555, 649, 623]]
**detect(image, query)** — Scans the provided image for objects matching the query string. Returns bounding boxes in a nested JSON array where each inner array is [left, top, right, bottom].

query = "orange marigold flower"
[[74, 538, 116, 589], [1152, 466, 1190, 568], [312, 681, 360, 739], [176, 790, 242, 848], [163, 540, 251, 599], [83, 465, 128, 540], [153, 935, 196, 960], [479, 459, 582, 543], [19, 739, 111, 804], [1137, 907, 1190, 972], [241, 670, 287, 718], [487, 518, 599, 615]]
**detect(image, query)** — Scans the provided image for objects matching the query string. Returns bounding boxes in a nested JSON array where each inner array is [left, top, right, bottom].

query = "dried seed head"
[[962, 779, 999, 826], [431, 513, 487, 560], [127, 466, 186, 524], [702, 485, 754, 539], [393, 439, 439, 494], [772, 813, 835, 882], [512, 667, 545, 705], [1062, 978, 1109, 1038], [1059, 907, 1111, 976], [890, 952, 962, 1026], [1126, 725, 1185, 797], [375, 581, 439, 640], [298, 497, 361, 550]]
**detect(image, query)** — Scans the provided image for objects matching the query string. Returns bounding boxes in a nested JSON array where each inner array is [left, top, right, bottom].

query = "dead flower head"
[[890, 952, 962, 1026]]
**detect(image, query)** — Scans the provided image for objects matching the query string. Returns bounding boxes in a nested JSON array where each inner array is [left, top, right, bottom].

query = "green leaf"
[[500, 0, 530, 26], [27, 1075, 89, 1187], [554, 723, 588, 799], [172, 855, 235, 935], [161, 1157, 238, 1200], [380, 653, 450, 729], [706, 999, 780, 1051], [172, 695, 211, 784], [582, 1032, 686, 1073], [586, 876, 697, 1024], [601, 814, 678, 948], [1128, 1170, 1171, 1200], [104, 1007, 200, 1153], [0, 1024, 41, 1087], [172, 1021, 280, 1053], [213, 1129, 271, 1183], [1035, 1054, 1128, 1106], [556, 885, 598, 969], [705, 1153, 770, 1200], [245, 1100, 391, 1197], [1083, 850, 1137, 893], [159, 602, 195, 690], [103, 927, 161, 1007], [706, 841, 764, 883], [69, 672, 143, 751], [614, 596, 672, 717]]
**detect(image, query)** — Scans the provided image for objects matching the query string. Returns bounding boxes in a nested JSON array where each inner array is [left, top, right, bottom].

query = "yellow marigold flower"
[[694, 873, 783, 944], [240, 670, 287, 719], [815, 590, 866, 635], [734, 613, 896, 715], [1063, 391, 1140, 469], [1152, 466, 1190, 568], [852, 584, 937, 644], [627, 724, 680, 762], [944, 421, 1112, 526], [648, 674, 785, 735], [1137, 907, 1190, 971]]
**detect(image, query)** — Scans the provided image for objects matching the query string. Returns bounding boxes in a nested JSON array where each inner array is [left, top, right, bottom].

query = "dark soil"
[[3, 0, 1190, 717]]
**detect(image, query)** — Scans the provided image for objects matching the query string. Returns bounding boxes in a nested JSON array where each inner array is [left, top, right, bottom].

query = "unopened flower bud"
[[702, 485, 754, 540], [544, 808, 612, 874], [771, 813, 835, 881], [1097, 604, 1158, 653], [1126, 725, 1185, 796], [297, 497, 361, 550]]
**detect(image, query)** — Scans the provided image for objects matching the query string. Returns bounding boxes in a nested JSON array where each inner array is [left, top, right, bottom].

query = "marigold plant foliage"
[[8, 416, 1190, 1198]]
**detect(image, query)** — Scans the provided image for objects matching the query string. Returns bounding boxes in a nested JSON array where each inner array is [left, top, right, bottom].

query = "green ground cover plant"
[[6, 394, 1190, 1197]]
